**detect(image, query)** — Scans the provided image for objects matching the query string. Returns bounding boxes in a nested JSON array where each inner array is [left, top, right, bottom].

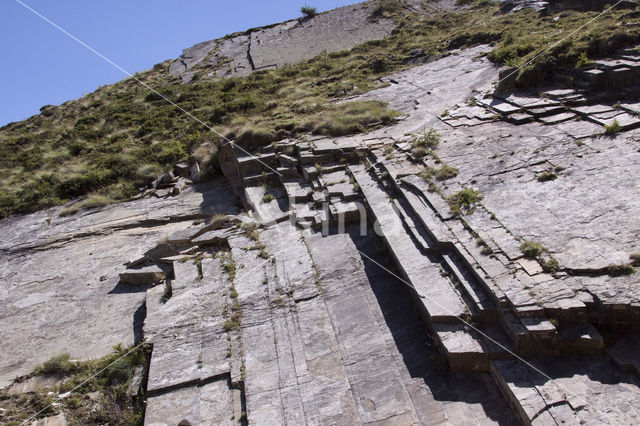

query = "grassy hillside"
[[1, 0, 638, 218]]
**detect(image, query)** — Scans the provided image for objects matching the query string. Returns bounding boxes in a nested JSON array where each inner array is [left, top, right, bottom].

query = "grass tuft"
[[301, 5, 317, 18], [520, 241, 545, 259], [447, 188, 482, 215], [607, 263, 636, 277], [372, 0, 405, 17], [59, 194, 112, 217], [2, 344, 150, 425], [537, 171, 557, 182], [605, 119, 623, 135]]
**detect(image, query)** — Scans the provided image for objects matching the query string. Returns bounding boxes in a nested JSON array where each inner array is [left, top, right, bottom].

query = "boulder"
[[31, 413, 67, 426], [172, 177, 188, 196], [152, 172, 175, 189], [174, 162, 190, 177]]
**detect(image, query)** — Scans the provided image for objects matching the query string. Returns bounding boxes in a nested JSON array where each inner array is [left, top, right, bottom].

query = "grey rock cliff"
[[3, 7, 640, 425], [168, 1, 396, 81]]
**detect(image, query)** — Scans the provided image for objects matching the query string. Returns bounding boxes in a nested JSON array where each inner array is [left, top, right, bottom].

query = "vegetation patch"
[[309, 101, 399, 137], [605, 119, 623, 135], [537, 171, 557, 182], [372, 0, 406, 18], [476, 238, 493, 255], [447, 188, 483, 215], [411, 128, 440, 158], [520, 241, 559, 273], [1, 344, 149, 425], [419, 164, 458, 182], [59, 194, 112, 217], [434, 165, 459, 181], [520, 241, 545, 258], [223, 314, 242, 332], [262, 193, 276, 203], [607, 263, 636, 277], [300, 5, 317, 18], [220, 251, 237, 281], [2, 1, 639, 217]]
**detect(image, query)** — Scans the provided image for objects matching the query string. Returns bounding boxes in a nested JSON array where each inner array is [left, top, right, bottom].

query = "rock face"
[[135, 45, 640, 424], [168, 1, 396, 81], [4, 38, 640, 426], [0, 179, 239, 387]]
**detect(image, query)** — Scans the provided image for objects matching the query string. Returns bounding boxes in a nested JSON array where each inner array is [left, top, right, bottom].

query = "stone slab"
[[120, 265, 166, 285]]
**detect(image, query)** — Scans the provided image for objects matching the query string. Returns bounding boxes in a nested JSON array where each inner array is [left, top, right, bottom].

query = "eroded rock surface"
[[3, 44, 640, 425], [0, 180, 239, 387], [168, 1, 396, 81]]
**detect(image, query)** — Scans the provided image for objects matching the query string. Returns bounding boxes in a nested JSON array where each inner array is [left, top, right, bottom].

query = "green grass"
[[605, 118, 623, 135], [33, 353, 75, 376], [411, 128, 440, 158], [607, 263, 636, 277], [520, 241, 545, 258], [2, 0, 639, 217], [372, 0, 406, 18], [1, 344, 149, 425], [447, 188, 483, 215], [301, 5, 317, 18], [537, 171, 557, 182], [59, 194, 112, 217], [262, 193, 275, 203], [519, 241, 559, 272]]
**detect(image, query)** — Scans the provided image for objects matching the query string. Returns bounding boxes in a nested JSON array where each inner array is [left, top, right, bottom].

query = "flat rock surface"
[[354, 54, 640, 305], [0, 180, 238, 387], [494, 356, 640, 424]]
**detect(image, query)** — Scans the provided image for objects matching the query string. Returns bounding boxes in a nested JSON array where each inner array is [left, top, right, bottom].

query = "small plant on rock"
[[476, 238, 493, 256], [34, 353, 75, 376], [540, 256, 559, 273], [301, 5, 317, 18], [435, 165, 459, 181], [262, 193, 275, 203], [411, 128, 440, 159], [575, 51, 593, 68], [520, 241, 559, 273], [447, 188, 482, 215], [419, 164, 459, 182], [520, 241, 545, 258], [606, 263, 636, 277], [605, 119, 622, 135], [630, 253, 640, 267], [537, 171, 557, 182], [224, 313, 241, 332]]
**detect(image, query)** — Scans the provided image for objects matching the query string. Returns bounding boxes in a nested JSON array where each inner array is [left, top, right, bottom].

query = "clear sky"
[[0, 0, 356, 126]]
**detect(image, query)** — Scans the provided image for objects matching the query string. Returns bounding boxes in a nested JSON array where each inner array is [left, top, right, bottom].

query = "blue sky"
[[0, 0, 355, 126]]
